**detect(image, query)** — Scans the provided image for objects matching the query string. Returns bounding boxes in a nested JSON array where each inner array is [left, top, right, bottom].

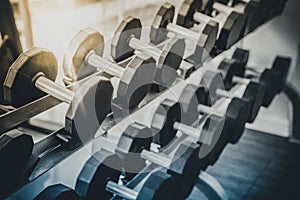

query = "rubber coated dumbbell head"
[[75, 150, 122, 200], [116, 123, 153, 178], [65, 76, 113, 142], [225, 97, 251, 143], [0, 36, 19, 105], [243, 82, 265, 123], [151, 99, 181, 147], [137, 170, 176, 200], [179, 85, 209, 124], [272, 56, 291, 92], [111, 16, 142, 62], [0, 130, 33, 198], [177, 0, 214, 28], [34, 184, 81, 200], [3, 47, 58, 107], [63, 28, 104, 81], [168, 141, 201, 199], [112, 16, 184, 85], [218, 58, 245, 89], [216, 11, 247, 50], [232, 48, 249, 69], [199, 115, 227, 167], [150, 3, 175, 45]]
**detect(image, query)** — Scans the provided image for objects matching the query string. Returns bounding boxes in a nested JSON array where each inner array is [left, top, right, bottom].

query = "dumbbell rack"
[[1, 33, 280, 199], [1, 1, 296, 199]]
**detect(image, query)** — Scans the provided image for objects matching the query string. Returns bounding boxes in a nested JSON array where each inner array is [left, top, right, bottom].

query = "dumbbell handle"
[[35, 76, 73, 104], [232, 76, 250, 85], [167, 23, 199, 43], [214, 2, 245, 14], [140, 149, 170, 168], [106, 181, 138, 200], [173, 122, 201, 138], [198, 104, 223, 117], [129, 37, 161, 61], [86, 52, 124, 77]]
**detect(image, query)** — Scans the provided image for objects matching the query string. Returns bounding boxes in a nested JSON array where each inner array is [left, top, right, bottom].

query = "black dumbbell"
[[176, 0, 247, 50], [112, 16, 185, 87], [0, 130, 33, 198], [232, 48, 291, 107], [34, 184, 81, 200], [150, 3, 219, 64], [0, 35, 20, 105], [180, 83, 250, 143], [63, 28, 156, 119], [216, 60, 266, 122], [3, 48, 113, 141], [75, 150, 175, 200]]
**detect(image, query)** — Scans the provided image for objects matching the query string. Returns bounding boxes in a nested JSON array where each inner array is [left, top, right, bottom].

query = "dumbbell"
[[0, 35, 19, 105], [145, 92, 245, 148], [0, 130, 33, 198], [176, 0, 247, 50], [216, 0, 265, 33], [3, 48, 113, 141], [75, 150, 176, 200], [63, 28, 156, 119], [215, 61, 265, 122], [34, 184, 81, 200], [150, 3, 219, 64], [111, 16, 185, 86], [231, 48, 291, 107]]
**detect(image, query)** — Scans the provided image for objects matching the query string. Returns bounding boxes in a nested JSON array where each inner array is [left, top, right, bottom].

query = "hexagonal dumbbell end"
[[63, 28, 104, 81], [225, 97, 251, 143], [116, 122, 153, 179], [3, 47, 58, 107], [65, 76, 113, 142], [0, 130, 33, 197], [75, 150, 122, 200]]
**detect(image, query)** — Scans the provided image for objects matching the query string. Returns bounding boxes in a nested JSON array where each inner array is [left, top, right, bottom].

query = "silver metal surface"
[[140, 150, 170, 168], [106, 181, 138, 200], [87, 52, 124, 77], [129, 37, 160, 60], [35, 76, 73, 104], [167, 23, 199, 43]]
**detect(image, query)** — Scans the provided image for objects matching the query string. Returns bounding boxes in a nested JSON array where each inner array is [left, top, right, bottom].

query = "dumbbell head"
[[272, 56, 291, 92], [179, 85, 209, 124], [216, 11, 247, 50], [177, 0, 202, 28], [150, 3, 175, 45], [218, 58, 245, 89], [3, 47, 58, 107], [137, 170, 176, 200], [151, 99, 181, 147], [225, 97, 250, 143], [232, 48, 249, 69], [177, 0, 215, 28], [65, 76, 113, 142], [75, 150, 122, 200], [63, 28, 104, 81], [242, 82, 265, 122], [111, 16, 142, 62], [112, 16, 184, 85], [116, 123, 152, 177], [199, 115, 227, 167], [168, 141, 201, 199], [0, 36, 19, 105], [200, 71, 225, 105], [64, 28, 156, 114], [34, 184, 81, 200], [0, 130, 33, 197]]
